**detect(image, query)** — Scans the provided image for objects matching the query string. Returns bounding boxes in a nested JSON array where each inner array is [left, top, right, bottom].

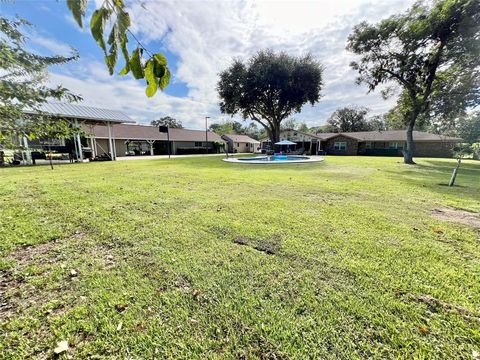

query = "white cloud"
[[47, 61, 211, 128], [49, 0, 416, 129], [29, 34, 74, 55]]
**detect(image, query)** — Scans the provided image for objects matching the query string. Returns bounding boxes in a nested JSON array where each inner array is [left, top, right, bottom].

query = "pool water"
[[240, 155, 310, 162]]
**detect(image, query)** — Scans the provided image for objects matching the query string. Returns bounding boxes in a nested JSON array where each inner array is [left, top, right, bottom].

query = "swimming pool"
[[223, 155, 324, 164]]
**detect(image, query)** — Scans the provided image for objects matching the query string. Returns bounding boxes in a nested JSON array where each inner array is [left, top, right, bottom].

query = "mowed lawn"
[[1, 156, 479, 359]]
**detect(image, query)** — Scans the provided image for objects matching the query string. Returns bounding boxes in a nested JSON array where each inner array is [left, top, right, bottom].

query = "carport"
[[24, 102, 134, 162]]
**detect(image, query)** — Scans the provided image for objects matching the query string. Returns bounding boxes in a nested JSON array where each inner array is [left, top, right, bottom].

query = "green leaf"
[[67, 0, 88, 28], [116, 9, 130, 66], [119, 64, 130, 75], [153, 54, 167, 78], [105, 24, 119, 75], [90, 8, 110, 53], [145, 60, 158, 97], [153, 53, 167, 66], [130, 48, 144, 79], [116, 9, 131, 34], [159, 68, 171, 90]]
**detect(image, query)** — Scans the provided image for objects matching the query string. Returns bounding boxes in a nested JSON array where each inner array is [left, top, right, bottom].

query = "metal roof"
[[24, 102, 134, 123]]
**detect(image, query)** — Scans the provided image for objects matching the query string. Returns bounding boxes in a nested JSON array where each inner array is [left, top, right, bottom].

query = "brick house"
[[261, 129, 461, 158]]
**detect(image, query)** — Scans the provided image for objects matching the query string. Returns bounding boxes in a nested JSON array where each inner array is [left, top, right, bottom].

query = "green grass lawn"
[[1, 156, 479, 359]]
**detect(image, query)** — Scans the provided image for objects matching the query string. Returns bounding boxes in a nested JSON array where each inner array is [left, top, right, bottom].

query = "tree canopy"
[[217, 50, 323, 143], [327, 106, 371, 132], [66, 0, 170, 97], [347, 0, 480, 164], [209, 121, 263, 140], [150, 116, 183, 129], [457, 111, 480, 144], [0, 16, 80, 148]]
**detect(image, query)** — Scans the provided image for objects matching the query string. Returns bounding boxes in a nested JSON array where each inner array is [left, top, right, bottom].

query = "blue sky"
[[2, 0, 415, 129]]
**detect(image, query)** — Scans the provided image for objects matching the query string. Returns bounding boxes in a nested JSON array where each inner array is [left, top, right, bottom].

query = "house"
[[261, 129, 462, 157], [221, 134, 261, 153], [87, 124, 225, 157]]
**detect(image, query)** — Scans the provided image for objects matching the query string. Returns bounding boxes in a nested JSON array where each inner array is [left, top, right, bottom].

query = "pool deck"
[[223, 155, 325, 164]]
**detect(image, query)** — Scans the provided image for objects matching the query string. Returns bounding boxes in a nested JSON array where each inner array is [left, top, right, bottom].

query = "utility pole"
[[205, 116, 210, 153]]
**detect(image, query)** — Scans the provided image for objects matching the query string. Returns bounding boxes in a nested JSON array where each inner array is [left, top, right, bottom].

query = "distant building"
[[88, 124, 224, 157], [260, 129, 462, 157], [221, 134, 260, 153]]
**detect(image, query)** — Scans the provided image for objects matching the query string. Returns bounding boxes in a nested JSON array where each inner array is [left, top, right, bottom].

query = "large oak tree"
[[347, 0, 480, 164], [217, 50, 323, 144]]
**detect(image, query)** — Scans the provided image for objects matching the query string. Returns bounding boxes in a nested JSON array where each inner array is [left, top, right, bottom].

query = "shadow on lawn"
[[385, 159, 480, 200]]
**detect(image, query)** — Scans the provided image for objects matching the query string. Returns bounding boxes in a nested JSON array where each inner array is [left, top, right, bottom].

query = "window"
[[195, 142, 202, 147], [365, 142, 372, 149], [334, 142, 347, 151], [236, 142, 240, 147], [389, 142, 403, 149]]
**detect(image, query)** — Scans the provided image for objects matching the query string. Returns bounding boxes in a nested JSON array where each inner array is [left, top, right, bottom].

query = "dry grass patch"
[[432, 207, 480, 230]]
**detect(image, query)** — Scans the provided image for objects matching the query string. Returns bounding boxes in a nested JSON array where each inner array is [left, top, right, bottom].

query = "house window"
[[365, 142, 372, 149], [236, 142, 239, 147], [194, 142, 202, 147], [334, 141, 347, 151], [389, 142, 403, 149]]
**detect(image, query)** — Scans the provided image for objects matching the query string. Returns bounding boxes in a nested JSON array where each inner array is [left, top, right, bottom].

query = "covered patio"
[[23, 102, 134, 164]]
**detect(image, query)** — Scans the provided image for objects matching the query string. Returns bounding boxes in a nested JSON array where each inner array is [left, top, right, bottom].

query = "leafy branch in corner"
[[66, 0, 170, 97]]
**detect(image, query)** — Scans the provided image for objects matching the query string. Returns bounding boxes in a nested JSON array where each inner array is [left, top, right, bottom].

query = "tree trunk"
[[403, 121, 416, 165], [448, 158, 461, 187], [268, 122, 281, 149]]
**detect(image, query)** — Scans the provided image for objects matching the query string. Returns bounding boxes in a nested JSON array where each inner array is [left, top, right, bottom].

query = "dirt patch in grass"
[[234, 236, 282, 255], [407, 294, 480, 323], [7, 231, 87, 266], [0, 231, 87, 320], [432, 208, 480, 230]]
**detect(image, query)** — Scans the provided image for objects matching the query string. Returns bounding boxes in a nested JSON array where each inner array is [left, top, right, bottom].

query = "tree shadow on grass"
[[384, 159, 480, 203]]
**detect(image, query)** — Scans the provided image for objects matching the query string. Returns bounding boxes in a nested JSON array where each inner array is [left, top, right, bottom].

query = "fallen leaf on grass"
[[54, 340, 69, 354], [419, 326, 429, 334], [432, 227, 444, 235], [117, 322, 123, 331], [115, 304, 128, 312]]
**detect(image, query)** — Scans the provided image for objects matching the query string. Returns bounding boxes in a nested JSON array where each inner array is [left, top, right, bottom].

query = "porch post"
[[72, 134, 78, 161], [112, 131, 117, 160], [90, 136, 97, 157], [74, 119, 83, 162], [23, 136, 32, 165], [107, 121, 114, 160], [147, 140, 155, 155]]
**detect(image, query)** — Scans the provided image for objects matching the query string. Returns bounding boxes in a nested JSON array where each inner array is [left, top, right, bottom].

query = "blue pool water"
[[238, 155, 310, 162]]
